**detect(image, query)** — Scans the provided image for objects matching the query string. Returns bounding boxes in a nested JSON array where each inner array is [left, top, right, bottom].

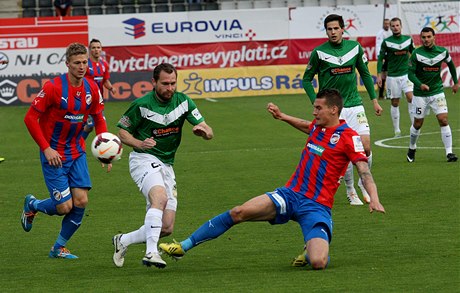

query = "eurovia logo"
[[123, 18, 146, 39], [416, 3, 459, 32], [316, 7, 363, 36]]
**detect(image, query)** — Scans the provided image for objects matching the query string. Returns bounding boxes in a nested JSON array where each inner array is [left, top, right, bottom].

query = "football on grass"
[[91, 132, 123, 164]]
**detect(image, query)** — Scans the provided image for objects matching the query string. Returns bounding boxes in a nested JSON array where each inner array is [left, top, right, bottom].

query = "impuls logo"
[[123, 18, 146, 39], [0, 79, 18, 105]]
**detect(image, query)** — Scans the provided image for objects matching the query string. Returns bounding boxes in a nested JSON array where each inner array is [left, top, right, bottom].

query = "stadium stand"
[[22, 8, 36, 17], [188, 2, 203, 11], [89, 6, 103, 14], [73, 6, 88, 15], [138, 5, 153, 12], [38, 0, 52, 8], [122, 5, 136, 13], [39, 8, 54, 16], [88, 0, 104, 6]]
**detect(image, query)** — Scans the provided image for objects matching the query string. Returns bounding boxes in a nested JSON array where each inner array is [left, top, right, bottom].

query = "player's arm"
[[356, 48, 382, 115], [445, 54, 459, 94], [408, 54, 425, 91], [193, 121, 213, 140], [118, 128, 156, 150], [376, 42, 386, 86], [302, 50, 319, 104], [355, 160, 385, 214], [103, 79, 116, 95], [267, 102, 311, 134]]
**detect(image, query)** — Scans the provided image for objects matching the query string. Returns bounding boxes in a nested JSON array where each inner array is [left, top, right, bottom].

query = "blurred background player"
[[407, 27, 458, 163], [375, 18, 392, 100], [377, 17, 415, 137], [82, 38, 115, 140], [159, 89, 385, 270], [302, 14, 382, 206], [21, 43, 111, 259], [111, 63, 213, 269], [54, 0, 72, 16]]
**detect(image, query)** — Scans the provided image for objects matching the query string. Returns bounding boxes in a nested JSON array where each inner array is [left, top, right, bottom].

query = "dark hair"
[[421, 27, 435, 36], [324, 14, 344, 29], [316, 88, 343, 114], [66, 42, 87, 62], [153, 63, 177, 81], [390, 17, 401, 24], [89, 38, 101, 46]]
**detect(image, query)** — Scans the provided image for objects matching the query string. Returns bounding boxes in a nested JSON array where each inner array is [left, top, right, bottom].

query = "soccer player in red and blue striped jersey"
[[159, 89, 385, 270], [21, 43, 111, 259]]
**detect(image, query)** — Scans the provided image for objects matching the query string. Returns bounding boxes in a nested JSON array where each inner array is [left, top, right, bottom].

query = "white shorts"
[[339, 105, 370, 135], [129, 152, 178, 212], [412, 93, 448, 119], [386, 75, 414, 99]]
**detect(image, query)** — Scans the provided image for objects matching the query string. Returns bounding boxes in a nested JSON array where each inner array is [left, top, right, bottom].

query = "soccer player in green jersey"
[[112, 63, 214, 268], [407, 27, 458, 163], [377, 17, 415, 137], [303, 14, 383, 206]]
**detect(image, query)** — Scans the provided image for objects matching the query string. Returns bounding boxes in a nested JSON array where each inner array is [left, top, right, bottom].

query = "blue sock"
[[181, 211, 235, 251], [33, 198, 58, 215], [53, 206, 85, 249]]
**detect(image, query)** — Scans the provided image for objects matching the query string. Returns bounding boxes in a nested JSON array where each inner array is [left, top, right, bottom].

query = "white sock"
[[145, 208, 163, 255], [344, 162, 355, 193], [409, 125, 420, 149], [121, 225, 146, 247], [391, 105, 400, 133], [440, 125, 453, 155]]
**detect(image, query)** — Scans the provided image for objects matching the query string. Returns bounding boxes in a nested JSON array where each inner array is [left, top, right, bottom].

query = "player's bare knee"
[[161, 224, 174, 236], [229, 206, 244, 223], [309, 255, 328, 270], [57, 204, 73, 215]]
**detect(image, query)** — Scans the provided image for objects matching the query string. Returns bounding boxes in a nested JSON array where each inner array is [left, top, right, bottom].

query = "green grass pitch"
[[0, 90, 458, 292]]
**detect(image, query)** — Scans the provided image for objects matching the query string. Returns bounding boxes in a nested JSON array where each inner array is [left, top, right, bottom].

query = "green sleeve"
[[376, 42, 386, 73], [356, 47, 377, 100], [408, 54, 422, 89], [446, 55, 459, 84], [302, 50, 319, 104]]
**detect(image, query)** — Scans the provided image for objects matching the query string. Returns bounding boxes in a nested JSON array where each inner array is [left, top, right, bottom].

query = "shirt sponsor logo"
[[153, 126, 180, 137], [64, 113, 84, 123], [330, 66, 353, 75], [307, 142, 325, 156], [422, 66, 440, 72]]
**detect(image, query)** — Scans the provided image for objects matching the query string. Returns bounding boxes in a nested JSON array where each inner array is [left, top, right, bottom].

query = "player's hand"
[[110, 87, 116, 95], [420, 84, 430, 91], [372, 100, 383, 116], [101, 162, 112, 173], [452, 83, 458, 94], [140, 137, 156, 150], [369, 201, 385, 214], [192, 125, 212, 140], [44, 147, 62, 168], [267, 103, 283, 119], [376, 76, 382, 87]]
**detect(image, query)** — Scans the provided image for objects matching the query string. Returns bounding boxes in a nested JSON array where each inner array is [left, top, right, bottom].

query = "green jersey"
[[117, 91, 205, 165], [377, 34, 414, 77], [408, 45, 458, 97], [302, 39, 377, 107]]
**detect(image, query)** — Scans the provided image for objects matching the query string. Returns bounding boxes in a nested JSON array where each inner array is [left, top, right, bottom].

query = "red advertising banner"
[[0, 16, 88, 50]]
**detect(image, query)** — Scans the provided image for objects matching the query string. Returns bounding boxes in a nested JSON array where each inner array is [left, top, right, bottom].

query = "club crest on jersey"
[[307, 142, 325, 156], [86, 93, 92, 105], [352, 135, 365, 152], [330, 133, 341, 144]]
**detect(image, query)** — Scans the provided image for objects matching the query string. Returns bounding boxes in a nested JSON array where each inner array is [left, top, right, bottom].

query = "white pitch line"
[[375, 129, 460, 150]]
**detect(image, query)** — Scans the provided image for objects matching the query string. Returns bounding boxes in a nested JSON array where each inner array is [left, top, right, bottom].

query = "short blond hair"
[[66, 43, 87, 62]]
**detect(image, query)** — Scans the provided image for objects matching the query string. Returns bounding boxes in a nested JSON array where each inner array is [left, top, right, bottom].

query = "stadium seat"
[[89, 6, 103, 14], [171, 3, 186, 11], [170, 0, 184, 3], [122, 5, 136, 13], [88, 0, 103, 6], [138, 0, 152, 3], [153, 0, 168, 3], [236, 1, 252, 9], [271, 0, 286, 7], [138, 4, 153, 12], [39, 8, 54, 16], [302, 0, 318, 6], [104, 0, 119, 5], [105, 5, 120, 13], [155, 4, 169, 12], [220, 1, 235, 10], [73, 7, 87, 15], [38, 0, 52, 7], [319, 0, 336, 6], [188, 3, 202, 11], [353, 0, 370, 4], [22, 0, 36, 9], [337, 0, 353, 5], [204, 2, 218, 10], [72, 0, 86, 6], [253, 0, 270, 8], [22, 8, 37, 17], [121, 0, 135, 4]]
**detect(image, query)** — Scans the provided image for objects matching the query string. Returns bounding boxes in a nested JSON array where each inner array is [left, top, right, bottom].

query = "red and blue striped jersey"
[[26, 74, 105, 162], [285, 120, 367, 208], [85, 58, 110, 93]]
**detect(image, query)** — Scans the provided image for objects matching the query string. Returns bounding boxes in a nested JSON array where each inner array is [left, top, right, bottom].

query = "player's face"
[[313, 98, 337, 127], [390, 20, 401, 36], [90, 42, 102, 60], [326, 21, 344, 45], [383, 20, 390, 30], [421, 31, 435, 48], [153, 70, 177, 102], [67, 54, 88, 81]]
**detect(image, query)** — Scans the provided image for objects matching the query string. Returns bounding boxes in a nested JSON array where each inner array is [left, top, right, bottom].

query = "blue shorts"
[[41, 153, 91, 205], [267, 187, 333, 243]]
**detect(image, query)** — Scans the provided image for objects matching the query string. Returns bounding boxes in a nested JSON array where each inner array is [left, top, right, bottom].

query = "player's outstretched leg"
[[112, 234, 129, 268], [142, 252, 166, 268], [159, 240, 185, 260], [48, 246, 78, 259]]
